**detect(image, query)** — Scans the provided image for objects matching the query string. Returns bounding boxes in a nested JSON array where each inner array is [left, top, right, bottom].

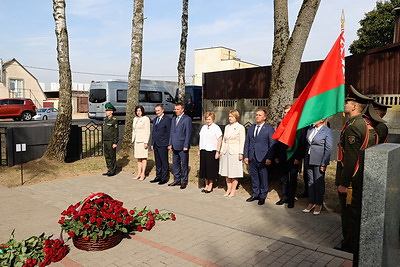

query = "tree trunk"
[[177, 0, 189, 103], [120, 0, 144, 156], [267, 0, 321, 127], [44, 0, 72, 161]]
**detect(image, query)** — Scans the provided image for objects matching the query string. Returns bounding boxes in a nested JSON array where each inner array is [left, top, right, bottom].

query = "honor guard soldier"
[[335, 85, 381, 259], [103, 103, 118, 176], [371, 100, 391, 143]]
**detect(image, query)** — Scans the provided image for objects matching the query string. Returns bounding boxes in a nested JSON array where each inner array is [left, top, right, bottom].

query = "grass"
[[0, 146, 340, 213]]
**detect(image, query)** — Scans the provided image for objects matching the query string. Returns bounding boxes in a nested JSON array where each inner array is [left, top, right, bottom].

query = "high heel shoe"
[[302, 204, 316, 213], [313, 205, 322, 215], [205, 189, 213, 193], [223, 192, 230, 197], [138, 175, 146, 181]]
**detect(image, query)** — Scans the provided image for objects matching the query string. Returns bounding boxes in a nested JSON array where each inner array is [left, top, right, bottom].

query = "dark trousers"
[[103, 141, 116, 173], [249, 158, 268, 200], [279, 160, 299, 204], [172, 149, 189, 183], [154, 145, 169, 182], [338, 174, 362, 257], [306, 165, 325, 205]]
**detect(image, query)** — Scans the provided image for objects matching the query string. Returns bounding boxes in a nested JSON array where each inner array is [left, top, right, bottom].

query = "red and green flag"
[[272, 28, 345, 149]]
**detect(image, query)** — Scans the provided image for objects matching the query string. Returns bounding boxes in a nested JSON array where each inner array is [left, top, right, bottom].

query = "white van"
[[88, 80, 175, 121]]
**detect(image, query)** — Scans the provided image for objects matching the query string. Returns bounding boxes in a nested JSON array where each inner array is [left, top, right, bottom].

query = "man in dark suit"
[[168, 103, 192, 189], [244, 109, 276, 205], [150, 104, 171, 185]]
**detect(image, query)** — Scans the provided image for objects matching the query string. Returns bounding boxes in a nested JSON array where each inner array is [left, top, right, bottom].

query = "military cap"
[[372, 100, 392, 111], [345, 85, 374, 104], [105, 103, 116, 111], [363, 103, 386, 123]]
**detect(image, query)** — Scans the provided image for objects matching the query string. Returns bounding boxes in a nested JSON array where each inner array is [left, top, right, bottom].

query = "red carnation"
[[137, 225, 143, 232], [67, 231, 75, 237], [84, 224, 90, 229], [107, 221, 115, 227], [89, 217, 96, 223], [129, 210, 135, 215], [155, 209, 159, 214], [80, 217, 86, 223]]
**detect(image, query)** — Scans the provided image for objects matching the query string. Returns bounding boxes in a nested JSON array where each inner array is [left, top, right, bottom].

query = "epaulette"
[[347, 118, 355, 126], [112, 117, 117, 120]]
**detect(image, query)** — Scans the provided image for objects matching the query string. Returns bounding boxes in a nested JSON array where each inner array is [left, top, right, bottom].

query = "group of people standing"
[[102, 85, 390, 258]]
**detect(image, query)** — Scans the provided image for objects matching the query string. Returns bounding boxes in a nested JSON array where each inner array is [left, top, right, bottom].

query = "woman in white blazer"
[[219, 109, 245, 197], [132, 105, 150, 180]]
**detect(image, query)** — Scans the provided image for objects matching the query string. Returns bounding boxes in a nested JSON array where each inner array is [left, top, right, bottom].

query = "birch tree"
[[177, 0, 189, 103], [44, 0, 72, 161], [120, 0, 144, 155], [267, 0, 321, 126]]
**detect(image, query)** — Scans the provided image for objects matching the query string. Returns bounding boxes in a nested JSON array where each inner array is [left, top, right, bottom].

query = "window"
[[148, 92, 162, 103], [8, 99, 24, 105], [117, 90, 127, 102], [9, 79, 24, 98], [0, 100, 7, 105], [164, 92, 175, 103], [139, 92, 148, 102], [89, 89, 106, 103]]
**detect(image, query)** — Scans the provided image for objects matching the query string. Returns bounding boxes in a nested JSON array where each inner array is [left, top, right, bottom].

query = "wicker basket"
[[72, 231, 124, 251]]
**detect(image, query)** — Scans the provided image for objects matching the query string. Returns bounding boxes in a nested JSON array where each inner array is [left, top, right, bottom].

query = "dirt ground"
[[0, 146, 341, 213]]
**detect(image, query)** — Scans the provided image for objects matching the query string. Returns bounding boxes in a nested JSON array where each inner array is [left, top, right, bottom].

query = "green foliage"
[[349, 0, 400, 54], [0, 231, 45, 267]]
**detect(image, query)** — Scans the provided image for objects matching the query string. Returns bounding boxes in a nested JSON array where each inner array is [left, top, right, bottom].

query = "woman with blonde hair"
[[198, 112, 222, 193], [131, 105, 150, 180], [219, 110, 245, 197]]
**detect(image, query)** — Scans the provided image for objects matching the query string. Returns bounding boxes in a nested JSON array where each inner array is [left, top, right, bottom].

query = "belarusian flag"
[[272, 29, 345, 148]]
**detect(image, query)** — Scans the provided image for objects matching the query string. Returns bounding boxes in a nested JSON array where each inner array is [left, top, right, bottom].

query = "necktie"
[[255, 125, 260, 138], [155, 117, 160, 125], [176, 116, 180, 126]]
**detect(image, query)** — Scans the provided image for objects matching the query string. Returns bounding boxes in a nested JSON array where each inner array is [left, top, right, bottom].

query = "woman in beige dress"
[[219, 109, 245, 197], [132, 105, 150, 180]]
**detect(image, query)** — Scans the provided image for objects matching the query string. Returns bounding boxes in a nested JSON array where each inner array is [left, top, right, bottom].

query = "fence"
[[81, 121, 103, 158], [0, 121, 104, 167]]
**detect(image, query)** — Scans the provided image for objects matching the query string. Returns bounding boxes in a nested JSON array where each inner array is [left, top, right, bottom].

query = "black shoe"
[[275, 199, 288, 205], [258, 199, 265, 205], [201, 189, 206, 193], [168, 181, 181, 186], [299, 192, 309, 198], [102, 172, 109, 176], [180, 183, 187, 189], [150, 178, 160, 183], [246, 196, 259, 202], [158, 180, 168, 185], [107, 172, 115, 177], [287, 202, 294, 208], [204, 189, 213, 193]]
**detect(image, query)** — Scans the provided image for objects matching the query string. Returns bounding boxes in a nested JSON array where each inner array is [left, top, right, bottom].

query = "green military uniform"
[[103, 103, 119, 176], [374, 122, 388, 143], [335, 114, 378, 254]]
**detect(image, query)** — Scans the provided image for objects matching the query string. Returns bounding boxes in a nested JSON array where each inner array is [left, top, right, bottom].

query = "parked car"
[[32, 108, 59, 120], [0, 98, 36, 121]]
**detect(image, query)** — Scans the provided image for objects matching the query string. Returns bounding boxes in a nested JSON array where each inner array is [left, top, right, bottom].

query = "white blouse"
[[199, 123, 222, 151]]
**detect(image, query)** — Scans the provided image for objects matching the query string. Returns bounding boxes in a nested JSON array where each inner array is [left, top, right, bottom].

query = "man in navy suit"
[[244, 109, 276, 205], [168, 103, 192, 189], [150, 104, 172, 185]]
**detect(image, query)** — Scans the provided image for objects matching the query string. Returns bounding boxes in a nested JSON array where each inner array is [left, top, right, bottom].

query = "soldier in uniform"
[[102, 103, 119, 176], [372, 101, 391, 143], [335, 86, 379, 255]]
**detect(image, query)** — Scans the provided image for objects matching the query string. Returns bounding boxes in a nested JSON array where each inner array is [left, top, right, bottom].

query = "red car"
[[0, 98, 37, 121]]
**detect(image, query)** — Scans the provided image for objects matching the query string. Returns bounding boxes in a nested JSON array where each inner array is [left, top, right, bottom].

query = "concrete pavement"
[[0, 172, 353, 266]]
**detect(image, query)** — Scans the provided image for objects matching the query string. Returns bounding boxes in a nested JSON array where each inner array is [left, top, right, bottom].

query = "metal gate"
[[81, 121, 103, 158], [0, 128, 6, 166]]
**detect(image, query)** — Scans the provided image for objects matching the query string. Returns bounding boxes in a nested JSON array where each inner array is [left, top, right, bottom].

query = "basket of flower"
[[59, 193, 175, 251]]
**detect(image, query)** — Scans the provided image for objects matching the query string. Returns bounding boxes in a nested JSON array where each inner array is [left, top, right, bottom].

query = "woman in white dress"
[[219, 109, 245, 197], [131, 105, 150, 180]]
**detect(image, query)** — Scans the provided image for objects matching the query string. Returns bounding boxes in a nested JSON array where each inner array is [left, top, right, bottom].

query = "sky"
[[1, 0, 378, 87]]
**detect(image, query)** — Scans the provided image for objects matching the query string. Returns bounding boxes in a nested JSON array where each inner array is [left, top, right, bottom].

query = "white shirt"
[[308, 125, 323, 154], [199, 123, 223, 151]]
